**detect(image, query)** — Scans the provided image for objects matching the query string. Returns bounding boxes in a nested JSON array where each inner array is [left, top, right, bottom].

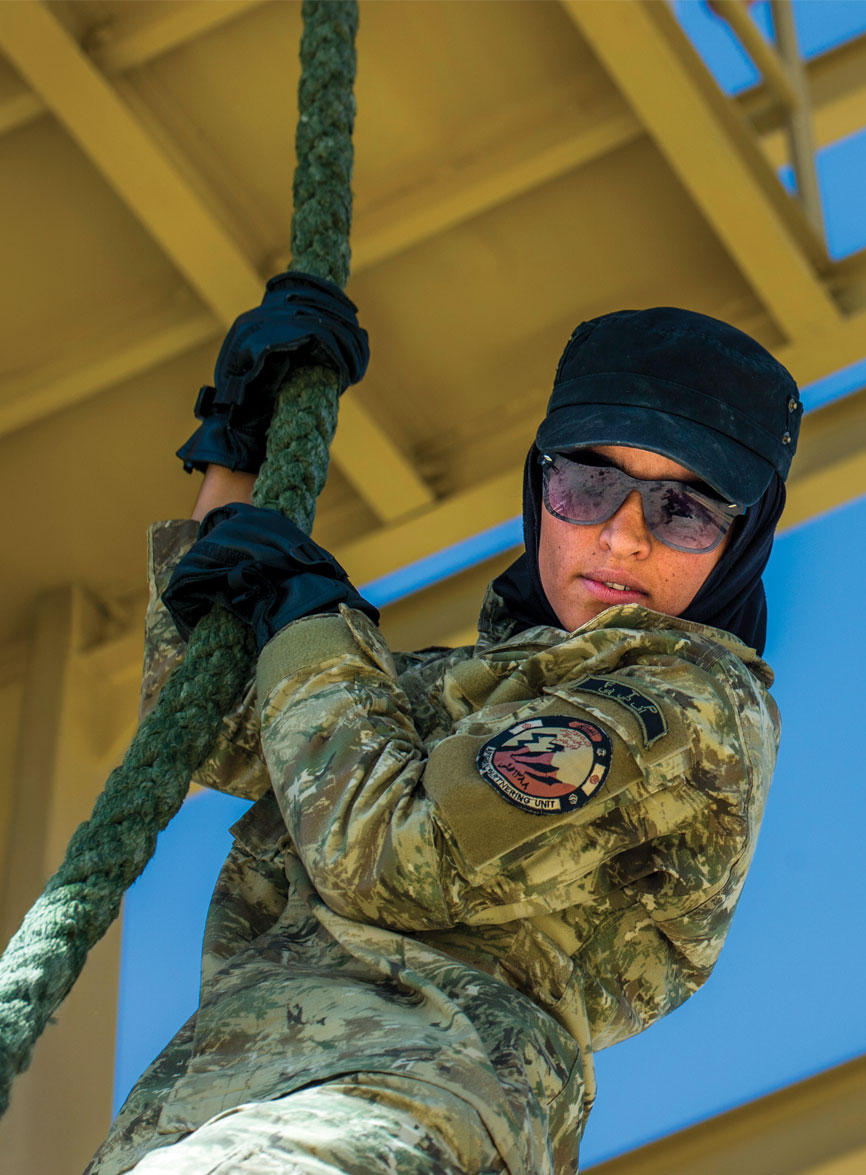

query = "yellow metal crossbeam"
[[0, 0, 267, 136], [741, 33, 866, 165], [86, 0, 268, 75], [335, 468, 520, 585], [0, 311, 218, 438], [0, 0, 433, 524], [587, 1053, 866, 1175], [353, 94, 640, 270], [0, 0, 861, 535], [0, 9, 863, 443], [0, 2, 261, 322], [710, 0, 798, 112], [561, 0, 840, 339]]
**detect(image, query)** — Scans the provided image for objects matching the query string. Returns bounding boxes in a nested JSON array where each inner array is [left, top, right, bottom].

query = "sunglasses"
[[540, 452, 744, 553]]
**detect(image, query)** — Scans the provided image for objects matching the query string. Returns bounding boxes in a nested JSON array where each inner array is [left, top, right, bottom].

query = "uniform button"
[[788, 398, 799, 413], [782, 431, 791, 444]]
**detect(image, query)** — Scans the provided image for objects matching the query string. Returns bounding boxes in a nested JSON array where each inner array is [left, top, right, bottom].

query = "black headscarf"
[[491, 447, 785, 655]]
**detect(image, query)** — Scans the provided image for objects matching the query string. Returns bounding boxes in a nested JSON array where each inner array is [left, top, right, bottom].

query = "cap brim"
[[535, 405, 774, 508]]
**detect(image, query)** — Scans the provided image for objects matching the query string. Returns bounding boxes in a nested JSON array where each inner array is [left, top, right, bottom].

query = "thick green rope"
[[0, 0, 358, 1117]]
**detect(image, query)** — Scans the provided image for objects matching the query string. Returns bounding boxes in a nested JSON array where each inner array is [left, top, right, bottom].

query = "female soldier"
[[87, 297, 799, 1175]]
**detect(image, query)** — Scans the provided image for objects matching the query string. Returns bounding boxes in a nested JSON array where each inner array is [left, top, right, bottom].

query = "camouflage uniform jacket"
[[93, 519, 780, 1175]]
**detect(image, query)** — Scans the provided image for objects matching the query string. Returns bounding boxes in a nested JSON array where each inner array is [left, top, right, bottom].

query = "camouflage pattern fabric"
[[87, 520, 780, 1175], [126, 1073, 506, 1173]]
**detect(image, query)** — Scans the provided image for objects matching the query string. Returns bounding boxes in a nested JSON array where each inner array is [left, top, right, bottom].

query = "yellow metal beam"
[[801, 1145, 866, 1175], [0, 1, 861, 525], [0, 310, 218, 439], [710, 0, 798, 112], [0, 12, 862, 242], [0, 2, 261, 322], [740, 33, 866, 166], [353, 95, 640, 270], [782, 382, 866, 531], [329, 396, 435, 524], [776, 305, 866, 383], [3, 589, 78, 933], [2, 25, 864, 207], [800, 33, 866, 152], [561, 0, 840, 339], [0, 590, 142, 921], [0, 5, 860, 276], [86, 0, 268, 75], [0, 588, 122, 1171], [0, 1, 267, 137], [336, 468, 520, 585], [769, 0, 826, 237], [3, 25, 864, 184], [585, 1053, 866, 1174], [0, 1, 432, 523], [0, 87, 41, 137], [78, 627, 146, 769], [0, 66, 641, 454]]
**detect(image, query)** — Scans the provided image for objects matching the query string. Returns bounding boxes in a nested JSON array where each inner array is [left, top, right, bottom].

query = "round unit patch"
[[476, 717, 612, 815]]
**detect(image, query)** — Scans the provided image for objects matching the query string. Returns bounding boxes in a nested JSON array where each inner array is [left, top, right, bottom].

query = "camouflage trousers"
[[126, 1072, 507, 1174]]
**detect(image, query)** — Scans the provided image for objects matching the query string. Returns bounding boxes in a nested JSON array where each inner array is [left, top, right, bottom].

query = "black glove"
[[177, 272, 370, 474], [162, 503, 379, 650]]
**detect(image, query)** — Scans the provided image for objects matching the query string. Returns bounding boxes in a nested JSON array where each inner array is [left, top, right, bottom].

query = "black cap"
[[535, 307, 801, 508]]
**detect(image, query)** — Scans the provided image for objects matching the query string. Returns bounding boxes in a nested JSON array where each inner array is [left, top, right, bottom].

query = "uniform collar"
[[475, 583, 773, 683]]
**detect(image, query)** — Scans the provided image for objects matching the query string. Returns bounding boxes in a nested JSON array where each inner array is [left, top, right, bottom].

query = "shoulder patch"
[[476, 716, 612, 815], [572, 676, 667, 747]]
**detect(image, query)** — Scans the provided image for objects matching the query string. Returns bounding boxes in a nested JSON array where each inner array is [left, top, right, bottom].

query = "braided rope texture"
[[0, 0, 358, 1117], [253, 0, 358, 522]]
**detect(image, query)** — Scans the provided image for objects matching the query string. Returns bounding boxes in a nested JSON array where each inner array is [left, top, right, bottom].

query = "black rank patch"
[[476, 716, 612, 815], [572, 676, 667, 747]]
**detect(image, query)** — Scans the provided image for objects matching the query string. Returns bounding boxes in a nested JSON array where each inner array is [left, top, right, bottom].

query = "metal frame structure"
[[0, 2, 863, 1169]]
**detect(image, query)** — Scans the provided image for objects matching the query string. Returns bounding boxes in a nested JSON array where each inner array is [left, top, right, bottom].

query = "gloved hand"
[[162, 502, 379, 650], [177, 272, 370, 474]]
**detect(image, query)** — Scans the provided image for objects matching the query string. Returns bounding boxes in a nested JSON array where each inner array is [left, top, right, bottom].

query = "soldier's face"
[[538, 444, 729, 632]]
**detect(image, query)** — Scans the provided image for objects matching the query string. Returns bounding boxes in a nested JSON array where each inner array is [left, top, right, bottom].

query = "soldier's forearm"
[[191, 464, 256, 522]]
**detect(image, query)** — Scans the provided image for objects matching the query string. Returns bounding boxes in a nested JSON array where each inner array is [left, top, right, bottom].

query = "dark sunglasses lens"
[[545, 458, 729, 552], [642, 484, 727, 551], [545, 462, 626, 523]]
